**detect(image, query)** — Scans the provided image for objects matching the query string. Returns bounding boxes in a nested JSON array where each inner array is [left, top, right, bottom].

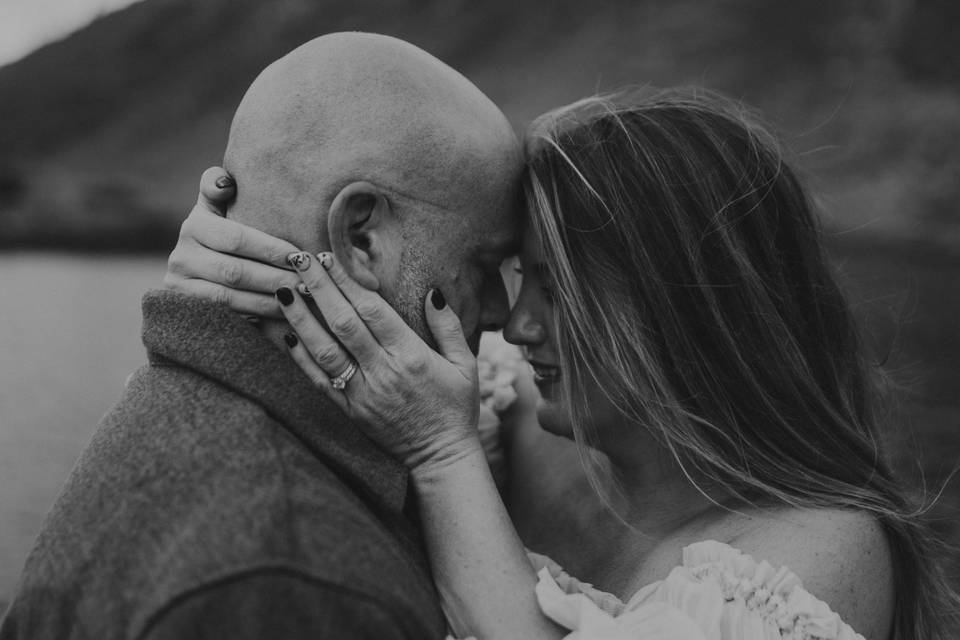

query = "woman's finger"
[[167, 239, 300, 294], [424, 288, 475, 376], [281, 331, 352, 414], [198, 167, 235, 213], [162, 277, 285, 319], [179, 204, 300, 269], [192, 167, 297, 268], [285, 252, 381, 367], [316, 252, 409, 349], [275, 285, 359, 379]]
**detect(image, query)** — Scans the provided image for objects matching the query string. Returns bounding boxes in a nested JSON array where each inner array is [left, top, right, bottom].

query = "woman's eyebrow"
[[532, 262, 550, 275]]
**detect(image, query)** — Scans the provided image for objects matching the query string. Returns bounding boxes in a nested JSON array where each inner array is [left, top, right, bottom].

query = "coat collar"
[[140, 289, 408, 515]]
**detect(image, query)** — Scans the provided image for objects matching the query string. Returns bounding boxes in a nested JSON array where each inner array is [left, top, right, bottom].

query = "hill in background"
[[0, 0, 958, 251]]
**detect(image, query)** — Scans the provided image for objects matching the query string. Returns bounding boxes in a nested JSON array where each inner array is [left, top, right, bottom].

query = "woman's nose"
[[503, 305, 546, 346]]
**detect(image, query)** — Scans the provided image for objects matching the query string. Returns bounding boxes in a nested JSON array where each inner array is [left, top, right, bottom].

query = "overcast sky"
[[0, 0, 143, 67]]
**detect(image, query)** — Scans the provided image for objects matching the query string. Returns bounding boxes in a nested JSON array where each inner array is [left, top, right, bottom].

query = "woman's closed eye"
[[515, 264, 557, 302], [539, 281, 558, 302]]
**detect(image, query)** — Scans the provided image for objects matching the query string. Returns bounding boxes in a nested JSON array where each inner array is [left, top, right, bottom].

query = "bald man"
[[1, 33, 520, 639]]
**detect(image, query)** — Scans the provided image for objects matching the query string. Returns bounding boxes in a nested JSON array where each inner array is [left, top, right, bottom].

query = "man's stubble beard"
[[396, 247, 484, 356], [394, 243, 433, 348]]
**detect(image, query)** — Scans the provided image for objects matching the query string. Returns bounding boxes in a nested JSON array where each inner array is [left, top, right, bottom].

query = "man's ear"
[[327, 182, 401, 291]]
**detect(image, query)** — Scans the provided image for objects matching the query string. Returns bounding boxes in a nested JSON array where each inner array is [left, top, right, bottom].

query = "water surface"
[[0, 253, 166, 599]]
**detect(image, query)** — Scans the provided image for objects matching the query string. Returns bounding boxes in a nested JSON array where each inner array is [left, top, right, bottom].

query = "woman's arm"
[[275, 251, 563, 639], [414, 448, 563, 638]]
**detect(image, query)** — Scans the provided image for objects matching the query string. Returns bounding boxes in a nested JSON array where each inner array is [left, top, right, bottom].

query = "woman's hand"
[[163, 167, 302, 319], [277, 250, 482, 473], [278, 251, 563, 639]]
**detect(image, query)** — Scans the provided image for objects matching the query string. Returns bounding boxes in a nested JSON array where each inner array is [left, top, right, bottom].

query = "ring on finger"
[[330, 360, 359, 391]]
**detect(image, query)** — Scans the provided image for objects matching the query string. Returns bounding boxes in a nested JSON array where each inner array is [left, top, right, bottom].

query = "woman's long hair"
[[523, 87, 958, 639]]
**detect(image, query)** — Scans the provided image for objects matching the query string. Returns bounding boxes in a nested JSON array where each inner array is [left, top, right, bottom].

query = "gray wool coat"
[[0, 290, 445, 640]]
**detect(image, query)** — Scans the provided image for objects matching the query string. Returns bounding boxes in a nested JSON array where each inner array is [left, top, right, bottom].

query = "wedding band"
[[330, 360, 358, 391]]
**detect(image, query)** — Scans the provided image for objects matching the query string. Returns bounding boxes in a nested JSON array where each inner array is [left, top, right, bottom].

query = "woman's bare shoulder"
[[729, 507, 894, 640]]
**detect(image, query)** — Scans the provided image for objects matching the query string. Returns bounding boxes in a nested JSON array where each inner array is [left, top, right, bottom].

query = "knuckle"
[[179, 214, 209, 243], [269, 247, 293, 267], [328, 312, 358, 338], [218, 260, 244, 287], [354, 299, 384, 323], [222, 223, 244, 252], [161, 272, 181, 290], [284, 305, 307, 327], [405, 354, 430, 377], [232, 224, 247, 250], [178, 215, 195, 239], [440, 323, 463, 342], [310, 344, 342, 368], [212, 287, 232, 307], [257, 295, 280, 316], [166, 248, 186, 275]]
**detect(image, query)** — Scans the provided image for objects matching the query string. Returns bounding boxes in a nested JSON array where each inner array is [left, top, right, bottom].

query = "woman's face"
[[502, 232, 570, 436], [503, 230, 623, 440], [503, 231, 632, 449]]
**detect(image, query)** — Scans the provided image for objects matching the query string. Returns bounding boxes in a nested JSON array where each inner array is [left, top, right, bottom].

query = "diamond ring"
[[330, 360, 359, 391]]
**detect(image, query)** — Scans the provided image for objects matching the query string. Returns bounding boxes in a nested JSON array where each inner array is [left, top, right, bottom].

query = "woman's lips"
[[529, 361, 561, 385]]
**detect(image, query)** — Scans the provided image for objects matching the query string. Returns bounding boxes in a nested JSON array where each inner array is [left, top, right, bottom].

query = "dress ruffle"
[[530, 541, 866, 640]]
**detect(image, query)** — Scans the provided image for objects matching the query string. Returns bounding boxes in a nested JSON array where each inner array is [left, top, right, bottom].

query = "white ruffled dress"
[[524, 540, 865, 640]]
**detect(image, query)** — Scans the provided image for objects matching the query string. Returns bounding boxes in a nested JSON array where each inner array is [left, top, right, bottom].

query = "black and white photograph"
[[1, 1, 958, 638]]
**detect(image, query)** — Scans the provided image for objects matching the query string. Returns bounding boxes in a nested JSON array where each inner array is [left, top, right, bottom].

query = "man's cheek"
[[450, 299, 480, 352]]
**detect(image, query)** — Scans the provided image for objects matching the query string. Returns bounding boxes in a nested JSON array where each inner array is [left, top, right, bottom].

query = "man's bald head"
[[224, 32, 519, 249], [224, 33, 521, 344]]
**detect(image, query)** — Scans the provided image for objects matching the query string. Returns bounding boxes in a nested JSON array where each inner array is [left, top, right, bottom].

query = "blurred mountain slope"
[[0, 0, 957, 250]]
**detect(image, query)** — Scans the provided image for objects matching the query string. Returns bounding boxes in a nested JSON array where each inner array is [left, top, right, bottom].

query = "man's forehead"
[[480, 228, 521, 257], [475, 207, 522, 256]]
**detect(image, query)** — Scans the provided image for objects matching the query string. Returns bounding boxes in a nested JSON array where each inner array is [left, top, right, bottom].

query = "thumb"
[[197, 166, 235, 215], [425, 289, 474, 375]]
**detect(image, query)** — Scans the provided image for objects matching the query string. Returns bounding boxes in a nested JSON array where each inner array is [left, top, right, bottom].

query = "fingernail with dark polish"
[[430, 289, 446, 310], [284, 333, 298, 348], [215, 175, 234, 189], [275, 286, 295, 306], [286, 252, 311, 271], [316, 252, 332, 269], [297, 283, 312, 297]]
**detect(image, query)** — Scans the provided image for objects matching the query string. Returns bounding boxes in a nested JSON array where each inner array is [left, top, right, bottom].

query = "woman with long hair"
[[165, 88, 958, 639]]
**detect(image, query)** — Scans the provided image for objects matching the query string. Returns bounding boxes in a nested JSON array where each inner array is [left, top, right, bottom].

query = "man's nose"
[[503, 303, 546, 346], [477, 276, 511, 333]]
